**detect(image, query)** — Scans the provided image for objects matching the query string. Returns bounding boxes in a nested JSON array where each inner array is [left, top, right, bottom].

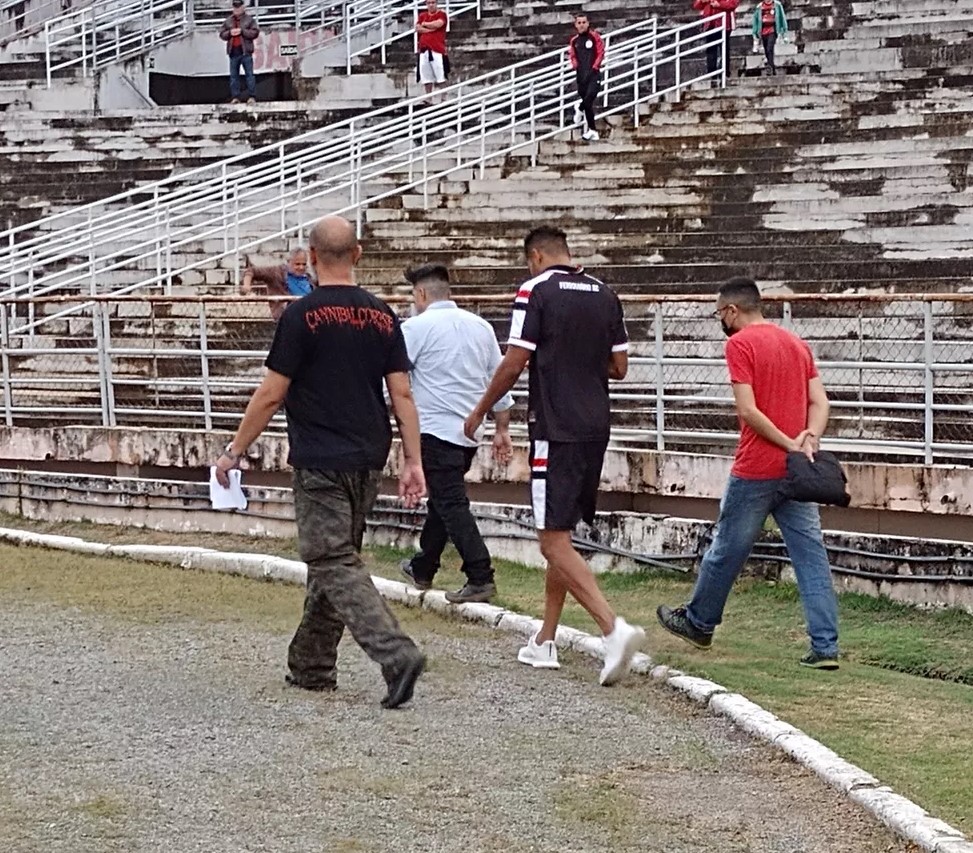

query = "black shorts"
[[529, 438, 608, 531]]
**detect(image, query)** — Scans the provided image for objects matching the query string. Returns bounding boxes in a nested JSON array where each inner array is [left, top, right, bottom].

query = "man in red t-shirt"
[[658, 277, 840, 670], [416, 0, 449, 99]]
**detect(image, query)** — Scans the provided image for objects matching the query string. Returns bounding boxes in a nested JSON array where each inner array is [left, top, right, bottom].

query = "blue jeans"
[[229, 52, 255, 100], [686, 475, 840, 657]]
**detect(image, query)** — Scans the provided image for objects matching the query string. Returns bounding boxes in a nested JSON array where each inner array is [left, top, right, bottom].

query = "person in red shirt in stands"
[[693, 0, 739, 77], [658, 277, 840, 671], [416, 0, 449, 100]]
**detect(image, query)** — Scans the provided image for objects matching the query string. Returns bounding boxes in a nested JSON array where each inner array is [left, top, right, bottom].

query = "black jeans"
[[705, 33, 731, 75], [409, 434, 493, 586], [575, 70, 601, 131], [761, 32, 778, 72]]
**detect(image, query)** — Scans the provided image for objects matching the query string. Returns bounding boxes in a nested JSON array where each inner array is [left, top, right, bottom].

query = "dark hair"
[[574, 12, 588, 19], [718, 276, 762, 312], [524, 225, 569, 256], [404, 263, 450, 287]]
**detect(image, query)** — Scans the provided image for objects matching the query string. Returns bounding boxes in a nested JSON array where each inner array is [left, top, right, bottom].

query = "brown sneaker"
[[445, 582, 496, 604]]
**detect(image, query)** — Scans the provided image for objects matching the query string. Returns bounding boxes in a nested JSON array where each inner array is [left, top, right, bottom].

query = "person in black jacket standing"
[[568, 13, 604, 142]]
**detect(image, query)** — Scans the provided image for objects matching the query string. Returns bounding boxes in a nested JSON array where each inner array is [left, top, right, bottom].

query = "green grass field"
[[1, 513, 971, 832]]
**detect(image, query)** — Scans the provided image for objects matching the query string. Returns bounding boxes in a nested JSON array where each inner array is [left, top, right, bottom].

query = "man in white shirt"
[[400, 264, 515, 604]]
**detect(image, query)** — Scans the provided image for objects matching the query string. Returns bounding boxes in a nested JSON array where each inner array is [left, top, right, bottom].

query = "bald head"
[[308, 216, 361, 267]]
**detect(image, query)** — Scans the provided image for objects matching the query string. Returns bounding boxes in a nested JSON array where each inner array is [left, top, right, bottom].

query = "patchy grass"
[[553, 772, 641, 844], [1, 513, 972, 832]]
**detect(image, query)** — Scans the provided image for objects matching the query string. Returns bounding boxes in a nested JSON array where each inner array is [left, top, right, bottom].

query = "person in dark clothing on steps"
[[568, 13, 604, 142]]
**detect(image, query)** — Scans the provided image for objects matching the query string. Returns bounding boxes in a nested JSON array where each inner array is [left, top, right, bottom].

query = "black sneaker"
[[656, 605, 714, 650], [381, 654, 426, 709], [284, 673, 337, 692], [445, 582, 496, 604], [400, 559, 432, 591], [799, 650, 839, 670]]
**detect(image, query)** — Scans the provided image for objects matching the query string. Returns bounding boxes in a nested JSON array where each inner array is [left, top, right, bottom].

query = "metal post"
[[92, 302, 110, 427], [782, 300, 792, 329], [102, 301, 116, 427], [633, 52, 640, 126], [674, 27, 681, 101], [278, 143, 287, 235], [354, 142, 363, 236], [233, 188, 240, 285], [0, 303, 13, 427], [654, 304, 665, 452], [529, 82, 537, 167], [721, 26, 728, 89], [88, 208, 97, 297], [164, 208, 173, 296], [601, 37, 610, 109], [44, 22, 53, 87], [923, 301, 934, 465], [558, 53, 566, 130], [82, 10, 91, 77], [509, 67, 516, 145], [422, 119, 429, 208], [344, 2, 352, 74], [479, 100, 486, 178], [651, 18, 658, 96], [199, 301, 213, 430], [380, 0, 386, 66]]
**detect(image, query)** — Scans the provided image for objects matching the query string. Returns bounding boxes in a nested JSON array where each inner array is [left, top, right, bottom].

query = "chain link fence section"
[[1, 294, 971, 463]]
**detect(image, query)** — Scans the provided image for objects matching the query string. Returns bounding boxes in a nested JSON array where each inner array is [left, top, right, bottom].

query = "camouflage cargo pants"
[[288, 468, 422, 689]]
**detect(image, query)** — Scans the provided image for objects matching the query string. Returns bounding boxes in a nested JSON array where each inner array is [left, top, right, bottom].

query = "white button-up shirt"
[[402, 300, 515, 448]]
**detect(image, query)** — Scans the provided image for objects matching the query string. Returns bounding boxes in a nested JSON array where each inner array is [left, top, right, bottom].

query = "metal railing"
[[30, 0, 481, 86], [42, 0, 190, 85], [0, 0, 95, 46], [1, 293, 970, 465], [2, 16, 726, 335]]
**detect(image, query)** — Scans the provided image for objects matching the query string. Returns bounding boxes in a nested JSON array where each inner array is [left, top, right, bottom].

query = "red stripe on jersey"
[[532, 458, 548, 468]]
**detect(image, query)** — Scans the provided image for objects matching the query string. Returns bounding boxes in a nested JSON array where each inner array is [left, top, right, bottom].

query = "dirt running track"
[[0, 553, 915, 853]]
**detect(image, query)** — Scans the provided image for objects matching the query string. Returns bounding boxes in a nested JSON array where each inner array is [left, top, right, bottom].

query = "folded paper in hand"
[[781, 450, 851, 507], [209, 466, 248, 511]]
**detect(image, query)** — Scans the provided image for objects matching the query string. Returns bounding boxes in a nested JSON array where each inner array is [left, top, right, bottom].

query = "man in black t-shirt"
[[465, 226, 645, 686], [214, 215, 427, 710]]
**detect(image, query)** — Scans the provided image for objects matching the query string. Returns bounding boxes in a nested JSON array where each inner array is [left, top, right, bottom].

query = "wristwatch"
[[222, 442, 244, 462]]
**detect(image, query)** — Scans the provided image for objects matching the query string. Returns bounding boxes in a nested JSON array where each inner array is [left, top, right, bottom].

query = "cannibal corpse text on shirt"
[[304, 304, 395, 335]]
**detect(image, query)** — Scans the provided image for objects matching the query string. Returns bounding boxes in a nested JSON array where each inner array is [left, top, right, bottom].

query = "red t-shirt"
[[760, 2, 776, 35], [725, 323, 819, 480], [418, 11, 448, 54]]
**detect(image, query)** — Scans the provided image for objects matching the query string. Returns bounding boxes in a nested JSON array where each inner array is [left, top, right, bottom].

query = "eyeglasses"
[[712, 305, 732, 318]]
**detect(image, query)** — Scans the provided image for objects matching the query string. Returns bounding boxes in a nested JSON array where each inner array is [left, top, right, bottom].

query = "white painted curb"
[[2, 525, 970, 853]]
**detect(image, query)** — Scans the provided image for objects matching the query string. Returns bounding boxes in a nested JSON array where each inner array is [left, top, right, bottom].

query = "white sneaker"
[[582, 128, 599, 142], [517, 633, 560, 669], [573, 101, 584, 125], [599, 617, 645, 686]]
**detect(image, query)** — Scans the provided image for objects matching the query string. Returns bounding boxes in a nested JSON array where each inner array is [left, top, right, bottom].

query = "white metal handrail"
[[0, 0, 96, 47], [30, 0, 481, 87], [1, 293, 970, 465], [2, 17, 727, 333], [43, 0, 191, 85]]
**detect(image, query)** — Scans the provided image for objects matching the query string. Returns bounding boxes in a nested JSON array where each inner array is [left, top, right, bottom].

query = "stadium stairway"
[[0, 103, 410, 229]]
